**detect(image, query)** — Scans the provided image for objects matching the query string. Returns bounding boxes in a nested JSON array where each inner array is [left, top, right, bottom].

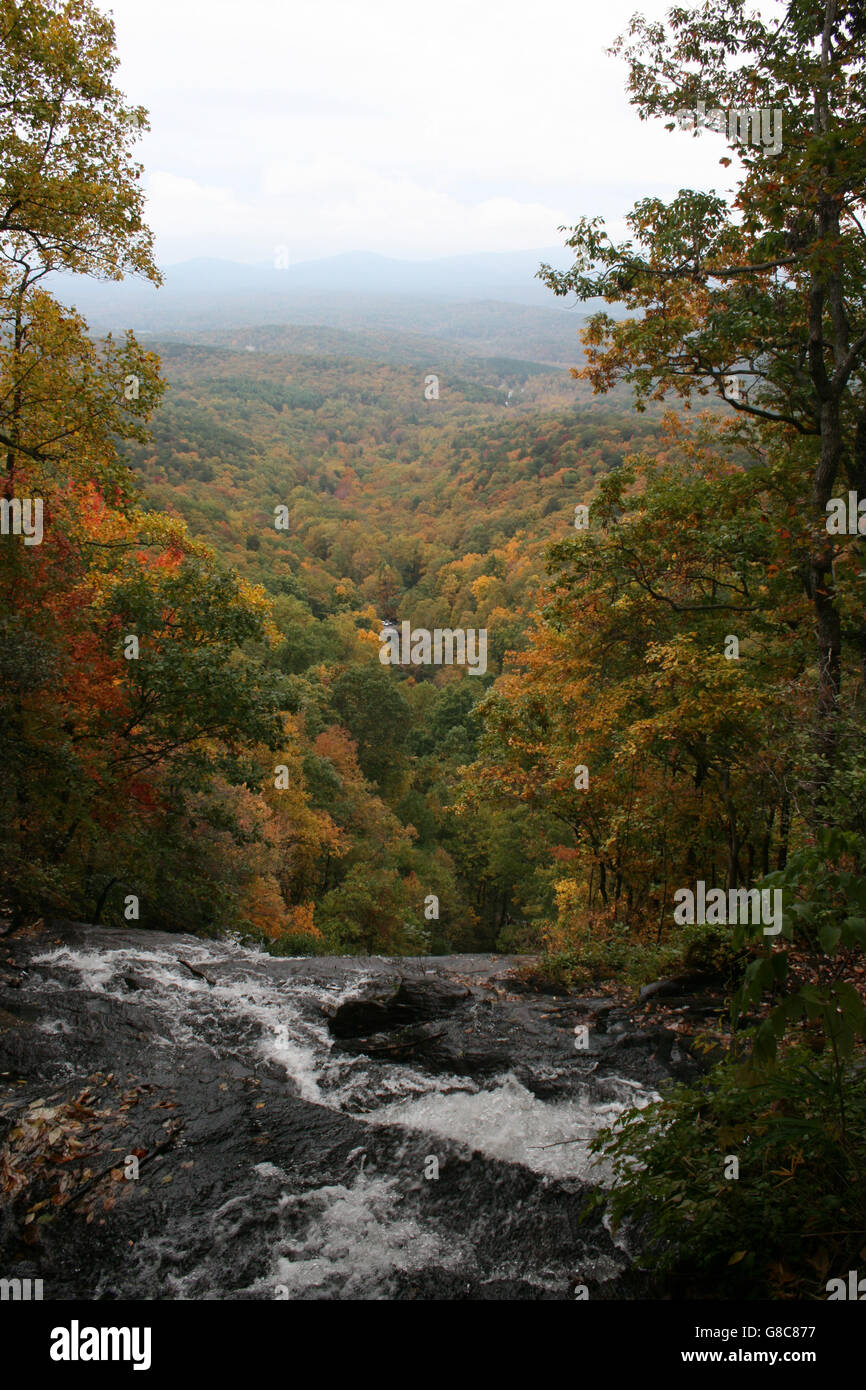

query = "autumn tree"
[[540, 0, 866, 786], [469, 418, 817, 951], [0, 1, 294, 933]]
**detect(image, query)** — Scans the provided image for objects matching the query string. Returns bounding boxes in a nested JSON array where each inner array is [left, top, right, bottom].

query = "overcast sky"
[[100, 0, 770, 268]]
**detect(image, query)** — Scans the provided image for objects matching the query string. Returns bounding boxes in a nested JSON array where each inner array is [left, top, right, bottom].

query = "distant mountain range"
[[47, 247, 625, 367], [52, 246, 577, 309]]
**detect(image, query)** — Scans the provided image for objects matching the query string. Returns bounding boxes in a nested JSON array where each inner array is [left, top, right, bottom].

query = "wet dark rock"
[[335, 1019, 512, 1076], [325, 976, 471, 1038], [638, 971, 725, 1003]]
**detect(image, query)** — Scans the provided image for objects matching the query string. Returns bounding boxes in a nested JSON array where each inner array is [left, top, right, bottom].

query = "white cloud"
[[101, 0, 764, 264], [145, 164, 565, 261]]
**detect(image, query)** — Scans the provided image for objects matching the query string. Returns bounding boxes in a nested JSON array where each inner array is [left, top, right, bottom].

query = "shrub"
[[587, 1048, 866, 1299]]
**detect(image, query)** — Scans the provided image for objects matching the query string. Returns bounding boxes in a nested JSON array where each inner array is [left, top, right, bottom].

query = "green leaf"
[[818, 923, 841, 953], [841, 916, 866, 946], [754, 1021, 777, 1061], [771, 952, 789, 980]]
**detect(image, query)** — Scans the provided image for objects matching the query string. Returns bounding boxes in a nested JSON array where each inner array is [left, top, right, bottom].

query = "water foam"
[[365, 1072, 654, 1181]]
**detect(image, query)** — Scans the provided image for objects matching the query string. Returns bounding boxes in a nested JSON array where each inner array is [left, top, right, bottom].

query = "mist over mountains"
[[48, 246, 617, 367]]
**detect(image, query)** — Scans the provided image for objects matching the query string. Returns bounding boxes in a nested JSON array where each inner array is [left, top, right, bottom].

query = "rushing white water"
[[30, 940, 655, 1181], [31, 941, 483, 1113], [267, 1172, 465, 1299], [367, 1074, 653, 1181], [22, 934, 659, 1297]]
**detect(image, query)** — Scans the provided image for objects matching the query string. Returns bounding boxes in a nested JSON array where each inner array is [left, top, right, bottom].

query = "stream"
[[0, 922, 696, 1300]]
